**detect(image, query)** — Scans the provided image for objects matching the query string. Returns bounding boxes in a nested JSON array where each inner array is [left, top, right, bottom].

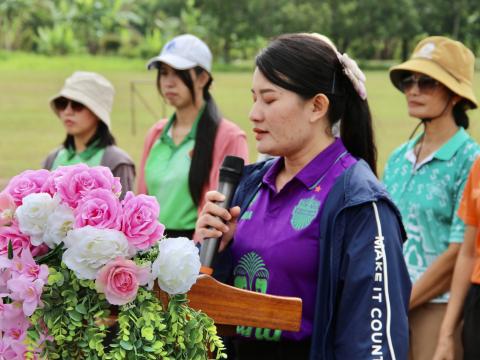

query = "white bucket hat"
[[50, 71, 115, 128], [146, 34, 212, 73]]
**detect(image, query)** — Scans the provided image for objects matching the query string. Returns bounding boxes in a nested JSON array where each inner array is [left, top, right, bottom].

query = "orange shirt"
[[458, 157, 480, 284]]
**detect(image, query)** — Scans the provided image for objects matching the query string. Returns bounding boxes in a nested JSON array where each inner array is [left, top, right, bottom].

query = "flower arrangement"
[[0, 164, 225, 359]]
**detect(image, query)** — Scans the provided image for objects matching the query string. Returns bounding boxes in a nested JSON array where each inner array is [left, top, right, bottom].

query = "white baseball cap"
[[50, 71, 115, 128], [146, 34, 212, 73]]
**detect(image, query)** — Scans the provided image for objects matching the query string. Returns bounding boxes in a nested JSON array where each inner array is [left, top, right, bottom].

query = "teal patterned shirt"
[[383, 128, 479, 302]]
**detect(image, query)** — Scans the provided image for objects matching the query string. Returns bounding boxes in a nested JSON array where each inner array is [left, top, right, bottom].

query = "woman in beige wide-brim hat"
[[383, 36, 480, 360], [43, 71, 135, 198]]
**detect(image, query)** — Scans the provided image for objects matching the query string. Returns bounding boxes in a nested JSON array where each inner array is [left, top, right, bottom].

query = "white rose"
[[43, 203, 74, 248], [152, 237, 201, 295], [62, 226, 133, 280], [16, 193, 57, 246]]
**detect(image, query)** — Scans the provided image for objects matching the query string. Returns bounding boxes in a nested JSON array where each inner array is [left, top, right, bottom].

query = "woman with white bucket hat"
[[43, 71, 135, 198], [383, 36, 480, 360], [137, 34, 249, 240]]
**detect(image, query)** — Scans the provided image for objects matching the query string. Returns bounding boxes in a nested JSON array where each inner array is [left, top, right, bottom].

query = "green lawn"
[[1, 53, 480, 188]]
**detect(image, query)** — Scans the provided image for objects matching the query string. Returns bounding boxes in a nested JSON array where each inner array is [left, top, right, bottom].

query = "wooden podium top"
[[155, 274, 302, 334]]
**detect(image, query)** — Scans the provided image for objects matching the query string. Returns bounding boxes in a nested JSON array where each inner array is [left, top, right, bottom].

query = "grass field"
[[1, 53, 480, 189]]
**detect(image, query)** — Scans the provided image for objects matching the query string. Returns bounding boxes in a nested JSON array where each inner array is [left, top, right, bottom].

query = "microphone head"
[[219, 156, 244, 184]]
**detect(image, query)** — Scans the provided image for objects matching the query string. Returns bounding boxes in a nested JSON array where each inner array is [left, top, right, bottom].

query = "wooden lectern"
[[158, 274, 303, 336]]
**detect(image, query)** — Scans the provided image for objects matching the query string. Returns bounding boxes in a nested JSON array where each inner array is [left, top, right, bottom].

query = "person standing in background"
[[43, 71, 135, 198], [434, 158, 480, 360], [137, 34, 248, 239], [383, 36, 480, 360]]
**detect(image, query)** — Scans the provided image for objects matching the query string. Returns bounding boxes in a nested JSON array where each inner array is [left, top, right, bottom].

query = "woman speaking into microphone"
[[196, 33, 411, 360]]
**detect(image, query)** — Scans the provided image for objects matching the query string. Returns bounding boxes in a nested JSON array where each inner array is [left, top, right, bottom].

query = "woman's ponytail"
[[452, 100, 470, 129], [189, 74, 220, 206], [339, 84, 377, 175]]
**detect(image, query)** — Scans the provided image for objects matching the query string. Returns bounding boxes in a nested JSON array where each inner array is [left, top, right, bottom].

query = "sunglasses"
[[398, 75, 439, 94], [53, 97, 85, 112]]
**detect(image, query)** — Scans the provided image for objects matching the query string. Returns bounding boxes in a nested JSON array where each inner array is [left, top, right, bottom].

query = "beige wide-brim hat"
[[390, 36, 478, 109], [50, 71, 115, 128]]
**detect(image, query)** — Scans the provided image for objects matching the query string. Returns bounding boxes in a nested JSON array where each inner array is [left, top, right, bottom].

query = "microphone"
[[199, 155, 244, 275]]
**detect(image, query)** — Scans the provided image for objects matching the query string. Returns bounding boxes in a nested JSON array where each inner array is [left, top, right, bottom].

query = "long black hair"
[[255, 34, 377, 175], [63, 120, 116, 151], [156, 65, 220, 206]]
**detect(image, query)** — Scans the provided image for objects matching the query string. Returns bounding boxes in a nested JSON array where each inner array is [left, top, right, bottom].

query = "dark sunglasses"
[[53, 97, 85, 112], [398, 75, 439, 94]]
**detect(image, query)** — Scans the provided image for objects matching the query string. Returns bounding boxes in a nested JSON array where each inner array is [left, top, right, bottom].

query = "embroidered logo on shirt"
[[233, 252, 281, 341], [290, 197, 321, 230]]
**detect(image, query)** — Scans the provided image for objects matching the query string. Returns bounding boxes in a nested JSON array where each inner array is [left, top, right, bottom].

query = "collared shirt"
[[457, 157, 480, 285], [231, 138, 357, 341], [383, 127, 479, 302], [51, 143, 104, 169], [145, 107, 203, 230]]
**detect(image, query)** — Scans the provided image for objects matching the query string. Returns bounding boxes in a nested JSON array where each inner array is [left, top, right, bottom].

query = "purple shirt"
[[231, 138, 357, 341]]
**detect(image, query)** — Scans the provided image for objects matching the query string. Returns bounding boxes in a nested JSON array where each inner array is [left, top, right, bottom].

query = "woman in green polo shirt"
[[137, 34, 248, 239], [383, 36, 480, 360], [43, 71, 135, 199]]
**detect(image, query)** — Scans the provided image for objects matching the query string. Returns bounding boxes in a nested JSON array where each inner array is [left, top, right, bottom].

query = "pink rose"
[[30, 244, 49, 258], [0, 222, 31, 257], [0, 222, 48, 258], [0, 192, 16, 227], [121, 192, 165, 250], [55, 164, 122, 208], [74, 189, 122, 230], [4, 170, 50, 206], [95, 257, 150, 305], [40, 166, 71, 196]]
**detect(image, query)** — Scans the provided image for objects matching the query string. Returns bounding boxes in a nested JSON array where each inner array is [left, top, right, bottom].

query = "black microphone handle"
[[199, 180, 237, 268]]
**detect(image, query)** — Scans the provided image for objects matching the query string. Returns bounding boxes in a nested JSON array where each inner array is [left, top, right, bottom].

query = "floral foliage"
[[0, 165, 225, 359]]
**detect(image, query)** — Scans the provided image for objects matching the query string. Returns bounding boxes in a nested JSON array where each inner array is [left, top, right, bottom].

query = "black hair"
[[63, 120, 116, 153], [452, 99, 470, 129], [156, 65, 220, 206], [255, 34, 377, 175]]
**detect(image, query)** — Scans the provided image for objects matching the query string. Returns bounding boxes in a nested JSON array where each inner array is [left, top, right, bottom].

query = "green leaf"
[[68, 310, 82, 322], [75, 303, 87, 314], [141, 327, 154, 341], [120, 340, 134, 350], [7, 240, 13, 259]]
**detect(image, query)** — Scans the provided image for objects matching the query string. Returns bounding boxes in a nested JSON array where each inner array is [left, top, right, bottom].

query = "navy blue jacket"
[[215, 159, 411, 360]]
